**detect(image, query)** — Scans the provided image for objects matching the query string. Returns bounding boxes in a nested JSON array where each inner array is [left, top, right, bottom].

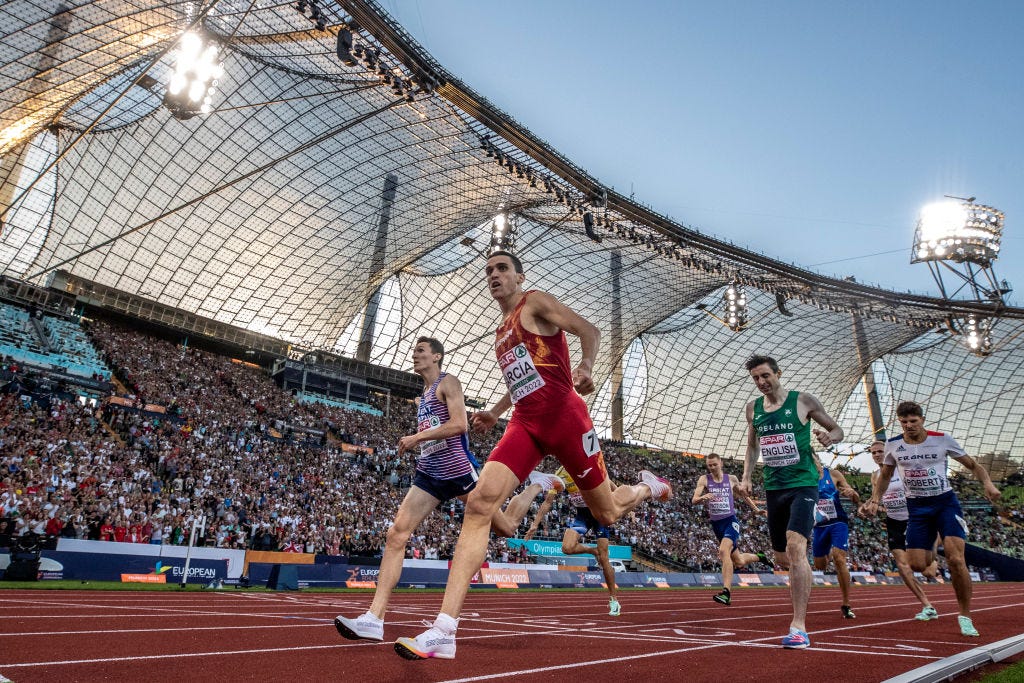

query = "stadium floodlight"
[[163, 31, 224, 120], [488, 212, 516, 253], [723, 282, 748, 331], [962, 315, 993, 356], [912, 199, 1004, 267], [911, 195, 1012, 316]]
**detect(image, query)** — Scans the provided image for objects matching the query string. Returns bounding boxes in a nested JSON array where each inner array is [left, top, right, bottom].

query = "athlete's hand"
[[737, 478, 752, 498], [812, 428, 834, 448], [572, 364, 595, 395], [524, 527, 538, 541], [859, 500, 878, 518], [471, 410, 498, 433], [983, 483, 1002, 503], [397, 434, 419, 456], [756, 507, 767, 517]]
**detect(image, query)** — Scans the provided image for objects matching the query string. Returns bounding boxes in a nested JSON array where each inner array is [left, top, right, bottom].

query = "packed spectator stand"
[[2, 303, 1023, 579]]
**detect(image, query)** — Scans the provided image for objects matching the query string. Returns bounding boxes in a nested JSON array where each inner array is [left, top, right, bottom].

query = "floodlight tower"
[[912, 196, 1011, 355]]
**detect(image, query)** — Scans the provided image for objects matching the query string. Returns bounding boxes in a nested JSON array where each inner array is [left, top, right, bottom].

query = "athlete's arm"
[[832, 470, 861, 506], [524, 490, 559, 541], [953, 454, 1002, 503], [739, 401, 757, 497], [527, 291, 600, 395], [471, 392, 512, 433], [863, 463, 896, 516], [859, 470, 880, 517], [397, 374, 469, 456], [799, 393, 844, 447], [690, 474, 710, 505], [733, 474, 764, 514]]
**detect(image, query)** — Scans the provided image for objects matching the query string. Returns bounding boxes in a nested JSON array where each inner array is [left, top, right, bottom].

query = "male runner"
[[525, 466, 622, 616], [334, 336, 561, 642], [862, 401, 1000, 637], [858, 440, 937, 620], [739, 354, 844, 650], [691, 452, 771, 605], [395, 251, 672, 660], [812, 459, 860, 618]]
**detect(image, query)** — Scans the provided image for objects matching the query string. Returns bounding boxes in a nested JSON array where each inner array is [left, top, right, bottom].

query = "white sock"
[[435, 612, 458, 634]]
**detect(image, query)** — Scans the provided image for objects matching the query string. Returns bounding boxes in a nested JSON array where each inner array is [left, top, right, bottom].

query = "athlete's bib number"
[[418, 415, 445, 456], [815, 498, 837, 521], [708, 492, 731, 517], [581, 428, 600, 457], [759, 433, 800, 467], [902, 467, 945, 497], [882, 485, 907, 515], [499, 343, 545, 403]]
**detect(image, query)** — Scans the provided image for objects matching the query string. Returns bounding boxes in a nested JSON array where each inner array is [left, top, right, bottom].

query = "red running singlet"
[[488, 291, 608, 490]]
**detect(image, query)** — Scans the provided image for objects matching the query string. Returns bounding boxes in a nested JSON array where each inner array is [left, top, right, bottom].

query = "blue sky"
[[385, 0, 1022, 305]]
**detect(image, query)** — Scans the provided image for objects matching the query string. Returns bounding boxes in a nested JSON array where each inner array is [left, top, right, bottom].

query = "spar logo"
[[514, 346, 526, 358]]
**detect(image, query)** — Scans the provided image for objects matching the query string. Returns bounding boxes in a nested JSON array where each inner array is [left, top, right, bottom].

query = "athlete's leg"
[[490, 482, 544, 538], [787, 530, 813, 631], [782, 488, 816, 633], [831, 547, 852, 607], [731, 549, 761, 569], [578, 476, 652, 527], [595, 538, 618, 600], [720, 537, 736, 590], [943, 536, 971, 617], [438, 461, 523, 619], [560, 528, 595, 556], [892, 548, 932, 608], [370, 486, 441, 618]]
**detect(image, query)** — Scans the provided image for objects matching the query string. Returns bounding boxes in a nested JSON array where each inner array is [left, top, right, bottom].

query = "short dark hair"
[[706, 452, 722, 461], [487, 249, 523, 274], [745, 354, 780, 373], [416, 336, 444, 370], [896, 401, 923, 418]]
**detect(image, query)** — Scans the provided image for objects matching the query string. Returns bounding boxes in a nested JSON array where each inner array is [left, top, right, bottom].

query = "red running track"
[[0, 584, 1020, 682]]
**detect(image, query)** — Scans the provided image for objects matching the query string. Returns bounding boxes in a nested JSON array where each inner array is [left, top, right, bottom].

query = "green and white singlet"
[[753, 390, 818, 490]]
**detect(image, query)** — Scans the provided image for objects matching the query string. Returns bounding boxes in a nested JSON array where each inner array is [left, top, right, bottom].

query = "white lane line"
[[0, 623, 331, 637]]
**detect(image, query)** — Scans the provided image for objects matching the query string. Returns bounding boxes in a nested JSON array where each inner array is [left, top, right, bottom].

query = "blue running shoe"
[[782, 628, 810, 649]]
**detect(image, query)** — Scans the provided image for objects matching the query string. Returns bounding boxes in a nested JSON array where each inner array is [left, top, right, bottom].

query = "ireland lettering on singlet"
[[752, 390, 818, 490], [499, 343, 546, 403]]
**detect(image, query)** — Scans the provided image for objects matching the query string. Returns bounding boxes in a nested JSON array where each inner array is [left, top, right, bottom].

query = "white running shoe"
[[334, 612, 384, 642], [394, 620, 457, 660], [609, 598, 621, 616], [527, 471, 564, 494], [639, 470, 673, 502]]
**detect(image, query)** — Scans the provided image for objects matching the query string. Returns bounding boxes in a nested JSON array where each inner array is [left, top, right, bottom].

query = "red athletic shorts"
[[488, 392, 608, 491]]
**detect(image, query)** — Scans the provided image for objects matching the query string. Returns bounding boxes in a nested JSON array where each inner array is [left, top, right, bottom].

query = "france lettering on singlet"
[[416, 373, 474, 480], [705, 474, 735, 521], [883, 431, 965, 499]]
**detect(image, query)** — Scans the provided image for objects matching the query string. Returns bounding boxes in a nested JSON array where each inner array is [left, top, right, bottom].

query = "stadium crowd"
[[2, 315, 1023, 575]]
